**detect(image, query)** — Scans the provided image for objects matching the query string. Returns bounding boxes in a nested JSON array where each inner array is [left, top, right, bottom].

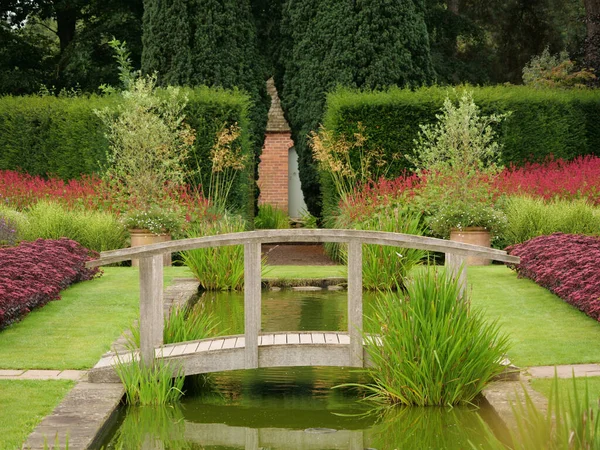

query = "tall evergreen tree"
[[277, 0, 434, 216], [141, 0, 192, 86], [142, 0, 269, 209]]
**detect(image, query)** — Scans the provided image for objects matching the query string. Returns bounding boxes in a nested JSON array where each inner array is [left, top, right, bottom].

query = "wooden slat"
[[261, 334, 274, 346], [325, 333, 339, 344], [273, 334, 287, 345], [300, 334, 312, 344], [170, 343, 187, 357], [287, 333, 300, 344], [311, 333, 325, 344], [197, 340, 212, 352], [222, 338, 237, 349], [183, 342, 200, 354], [209, 339, 225, 351], [235, 337, 245, 348]]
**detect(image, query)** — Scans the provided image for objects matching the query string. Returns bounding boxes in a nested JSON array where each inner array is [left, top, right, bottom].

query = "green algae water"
[[99, 290, 505, 449]]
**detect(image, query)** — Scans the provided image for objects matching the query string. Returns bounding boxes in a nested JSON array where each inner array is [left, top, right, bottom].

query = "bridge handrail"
[[85, 229, 519, 267]]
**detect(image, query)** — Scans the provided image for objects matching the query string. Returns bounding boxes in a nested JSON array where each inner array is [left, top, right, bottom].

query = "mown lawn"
[[0, 380, 74, 449], [263, 264, 346, 279], [469, 265, 600, 367], [0, 266, 192, 370]]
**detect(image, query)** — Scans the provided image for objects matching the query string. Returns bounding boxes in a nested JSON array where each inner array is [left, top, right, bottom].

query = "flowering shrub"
[[339, 173, 422, 222], [124, 208, 183, 235], [0, 170, 216, 236], [506, 233, 600, 322], [0, 170, 109, 211], [0, 239, 101, 328], [496, 156, 600, 205]]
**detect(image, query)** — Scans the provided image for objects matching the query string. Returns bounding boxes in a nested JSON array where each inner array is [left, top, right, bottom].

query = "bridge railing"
[[86, 229, 520, 368]]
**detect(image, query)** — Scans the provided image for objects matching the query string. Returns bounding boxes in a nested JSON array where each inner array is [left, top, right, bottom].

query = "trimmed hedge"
[[320, 85, 600, 219], [0, 238, 100, 329], [0, 87, 253, 215], [0, 95, 116, 180], [507, 233, 600, 322]]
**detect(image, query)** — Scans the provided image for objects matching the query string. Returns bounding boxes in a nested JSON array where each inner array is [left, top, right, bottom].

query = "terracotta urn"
[[129, 229, 172, 267], [449, 227, 492, 266]]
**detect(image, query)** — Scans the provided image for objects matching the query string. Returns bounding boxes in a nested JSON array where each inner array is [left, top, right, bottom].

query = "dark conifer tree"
[[277, 0, 434, 216], [141, 0, 193, 86]]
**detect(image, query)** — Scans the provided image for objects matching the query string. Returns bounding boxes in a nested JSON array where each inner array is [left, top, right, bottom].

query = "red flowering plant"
[[0, 238, 101, 329], [506, 233, 600, 322], [496, 156, 600, 205], [338, 173, 422, 224], [0, 170, 112, 212]]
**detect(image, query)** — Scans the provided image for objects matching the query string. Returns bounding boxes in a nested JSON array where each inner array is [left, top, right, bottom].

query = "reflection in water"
[[100, 290, 505, 449], [197, 289, 377, 335]]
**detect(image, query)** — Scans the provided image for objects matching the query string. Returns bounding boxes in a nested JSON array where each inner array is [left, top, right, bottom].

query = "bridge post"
[[244, 242, 261, 369], [139, 254, 164, 365], [445, 253, 467, 300], [348, 240, 363, 367]]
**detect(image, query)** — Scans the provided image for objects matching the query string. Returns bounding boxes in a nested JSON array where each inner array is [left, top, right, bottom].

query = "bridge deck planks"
[[91, 331, 376, 383]]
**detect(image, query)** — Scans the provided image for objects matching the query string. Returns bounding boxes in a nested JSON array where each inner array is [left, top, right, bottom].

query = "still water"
[[100, 290, 503, 449]]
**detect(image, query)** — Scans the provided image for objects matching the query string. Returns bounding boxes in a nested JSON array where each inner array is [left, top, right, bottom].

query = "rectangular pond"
[[98, 288, 508, 449]]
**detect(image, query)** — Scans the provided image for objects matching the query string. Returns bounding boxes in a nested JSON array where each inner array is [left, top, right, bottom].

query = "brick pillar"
[[258, 78, 293, 213], [258, 132, 292, 211]]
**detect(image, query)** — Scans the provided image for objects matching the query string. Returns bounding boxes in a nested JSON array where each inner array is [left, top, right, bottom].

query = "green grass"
[[0, 266, 192, 370], [530, 376, 600, 414], [262, 265, 347, 279], [0, 380, 74, 449], [469, 265, 600, 367]]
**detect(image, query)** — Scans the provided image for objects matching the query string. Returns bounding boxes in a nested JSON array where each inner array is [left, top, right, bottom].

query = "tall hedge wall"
[[320, 85, 600, 219], [0, 87, 253, 215]]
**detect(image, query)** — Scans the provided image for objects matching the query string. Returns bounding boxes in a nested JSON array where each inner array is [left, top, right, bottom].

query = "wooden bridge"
[[86, 229, 519, 382]]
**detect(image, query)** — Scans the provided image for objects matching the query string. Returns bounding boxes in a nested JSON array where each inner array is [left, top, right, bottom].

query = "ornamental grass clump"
[[335, 205, 426, 291], [114, 356, 185, 406], [254, 204, 289, 229], [358, 267, 510, 406], [181, 215, 246, 291], [502, 196, 600, 246], [129, 301, 220, 347], [21, 200, 127, 252]]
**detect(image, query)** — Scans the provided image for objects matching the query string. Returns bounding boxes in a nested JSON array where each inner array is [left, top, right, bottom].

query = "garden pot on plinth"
[[129, 229, 171, 267], [449, 227, 491, 266]]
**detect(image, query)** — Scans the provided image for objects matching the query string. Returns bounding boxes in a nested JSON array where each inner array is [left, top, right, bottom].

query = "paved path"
[[0, 369, 87, 381], [525, 363, 600, 378]]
